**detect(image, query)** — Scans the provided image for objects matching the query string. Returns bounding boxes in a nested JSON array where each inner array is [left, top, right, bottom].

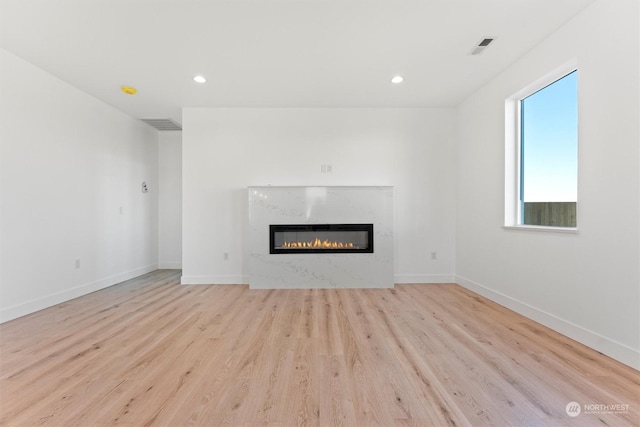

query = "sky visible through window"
[[521, 71, 578, 202]]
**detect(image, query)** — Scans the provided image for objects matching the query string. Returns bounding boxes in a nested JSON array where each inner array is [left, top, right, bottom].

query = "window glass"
[[520, 70, 578, 227]]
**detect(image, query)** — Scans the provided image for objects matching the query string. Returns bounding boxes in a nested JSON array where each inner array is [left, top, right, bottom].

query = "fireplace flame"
[[282, 237, 355, 249]]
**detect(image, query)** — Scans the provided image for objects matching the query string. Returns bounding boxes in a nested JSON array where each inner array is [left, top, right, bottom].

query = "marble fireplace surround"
[[248, 186, 393, 289]]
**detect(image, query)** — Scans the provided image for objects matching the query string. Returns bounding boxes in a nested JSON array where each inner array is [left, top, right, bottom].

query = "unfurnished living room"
[[0, 0, 638, 426]]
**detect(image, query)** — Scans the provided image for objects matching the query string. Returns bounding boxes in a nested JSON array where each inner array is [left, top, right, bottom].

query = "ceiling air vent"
[[141, 118, 182, 131], [470, 38, 494, 55]]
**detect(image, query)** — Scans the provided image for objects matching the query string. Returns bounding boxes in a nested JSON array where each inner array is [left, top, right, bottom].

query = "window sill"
[[503, 225, 579, 234]]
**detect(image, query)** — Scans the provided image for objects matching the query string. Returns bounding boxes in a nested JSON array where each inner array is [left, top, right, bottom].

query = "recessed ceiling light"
[[391, 75, 404, 84], [193, 75, 207, 83]]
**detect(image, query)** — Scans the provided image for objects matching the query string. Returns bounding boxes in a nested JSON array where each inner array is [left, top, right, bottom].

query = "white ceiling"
[[1, 0, 596, 125]]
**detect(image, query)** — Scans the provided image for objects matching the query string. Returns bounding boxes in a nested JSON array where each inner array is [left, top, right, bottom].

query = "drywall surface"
[[455, 0, 639, 368], [0, 48, 159, 322]]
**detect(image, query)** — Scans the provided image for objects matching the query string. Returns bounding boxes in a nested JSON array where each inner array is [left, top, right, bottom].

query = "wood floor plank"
[[1, 270, 638, 426]]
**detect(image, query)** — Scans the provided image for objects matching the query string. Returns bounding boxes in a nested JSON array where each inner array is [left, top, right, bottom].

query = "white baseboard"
[[0, 264, 158, 324], [181, 275, 248, 285], [158, 262, 182, 269], [395, 274, 455, 284], [455, 274, 640, 371], [181, 274, 455, 286]]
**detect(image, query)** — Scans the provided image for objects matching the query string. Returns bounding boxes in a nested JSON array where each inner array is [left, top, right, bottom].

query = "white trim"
[[181, 275, 248, 285], [504, 59, 579, 227], [455, 275, 640, 370], [394, 274, 455, 284], [181, 274, 457, 286], [508, 59, 579, 102], [0, 264, 158, 323], [504, 97, 520, 226], [502, 225, 579, 234], [158, 262, 183, 269]]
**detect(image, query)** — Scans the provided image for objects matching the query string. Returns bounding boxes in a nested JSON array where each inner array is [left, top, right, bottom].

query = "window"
[[505, 66, 578, 229]]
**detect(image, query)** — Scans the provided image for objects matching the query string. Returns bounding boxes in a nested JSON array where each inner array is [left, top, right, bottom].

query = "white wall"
[[158, 131, 182, 269], [182, 108, 456, 285], [455, 0, 639, 369], [0, 48, 159, 322]]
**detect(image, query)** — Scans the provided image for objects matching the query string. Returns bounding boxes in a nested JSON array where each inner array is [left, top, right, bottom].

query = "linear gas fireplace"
[[270, 224, 374, 254]]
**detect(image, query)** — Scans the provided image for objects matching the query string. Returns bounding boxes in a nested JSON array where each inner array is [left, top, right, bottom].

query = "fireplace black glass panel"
[[270, 224, 374, 254]]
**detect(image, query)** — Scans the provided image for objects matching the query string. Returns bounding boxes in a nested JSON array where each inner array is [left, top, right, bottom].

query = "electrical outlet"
[[223, 252, 229, 261], [430, 251, 437, 260], [326, 164, 332, 173], [75, 259, 81, 269]]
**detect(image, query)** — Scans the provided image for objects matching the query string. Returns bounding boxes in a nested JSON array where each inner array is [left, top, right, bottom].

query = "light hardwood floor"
[[1, 270, 638, 426]]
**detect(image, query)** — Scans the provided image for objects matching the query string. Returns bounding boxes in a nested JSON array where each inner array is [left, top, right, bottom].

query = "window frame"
[[504, 61, 579, 232]]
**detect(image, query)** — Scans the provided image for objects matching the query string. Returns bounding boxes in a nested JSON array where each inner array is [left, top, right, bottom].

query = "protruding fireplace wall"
[[248, 186, 393, 289]]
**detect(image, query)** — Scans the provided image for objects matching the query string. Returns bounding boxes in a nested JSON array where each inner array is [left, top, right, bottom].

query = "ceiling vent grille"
[[471, 38, 494, 55], [141, 118, 182, 131]]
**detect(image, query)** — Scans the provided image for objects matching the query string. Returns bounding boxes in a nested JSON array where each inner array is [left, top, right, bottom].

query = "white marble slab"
[[248, 186, 393, 289]]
